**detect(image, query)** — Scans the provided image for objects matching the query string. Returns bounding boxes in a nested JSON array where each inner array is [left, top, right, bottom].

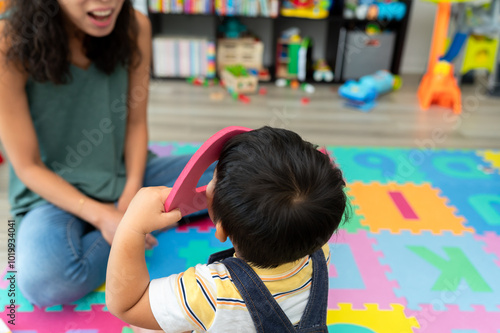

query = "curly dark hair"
[[3, 0, 139, 84]]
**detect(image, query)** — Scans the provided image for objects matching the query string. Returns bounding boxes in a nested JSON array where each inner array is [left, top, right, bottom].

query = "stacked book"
[[214, 0, 279, 17], [149, 0, 213, 14], [153, 36, 216, 78]]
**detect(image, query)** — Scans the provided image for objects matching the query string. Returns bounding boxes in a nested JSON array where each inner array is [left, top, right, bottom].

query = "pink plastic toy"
[[164, 126, 252, 216]]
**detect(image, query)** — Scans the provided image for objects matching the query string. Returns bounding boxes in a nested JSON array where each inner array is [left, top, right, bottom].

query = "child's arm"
[[106, 187, 182, 329]]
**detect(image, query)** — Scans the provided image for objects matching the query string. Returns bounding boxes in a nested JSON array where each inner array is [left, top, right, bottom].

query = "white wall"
[[401, 1, 437, 74]]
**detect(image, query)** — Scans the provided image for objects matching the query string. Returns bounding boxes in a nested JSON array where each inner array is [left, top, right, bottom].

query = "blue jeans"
[[16, 155, 215, 307]]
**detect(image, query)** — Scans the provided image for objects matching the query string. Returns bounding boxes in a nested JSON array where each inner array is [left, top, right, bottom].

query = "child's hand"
[[121, 186, 182, 235]]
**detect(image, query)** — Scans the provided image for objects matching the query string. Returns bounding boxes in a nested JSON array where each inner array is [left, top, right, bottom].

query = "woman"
[[0, 0, 212, 307]]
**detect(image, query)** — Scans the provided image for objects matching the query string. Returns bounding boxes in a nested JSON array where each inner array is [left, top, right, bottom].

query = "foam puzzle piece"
[[475, 232, 500, 268], [340, 188, 369, 234], [0, 277, 35, 313], [417, 150, 500, 188], [436, 182, 500, 235], [0, 305, 127, 333], [477, 150, 500, 173], [2, 145, 498, 332], [71, 291, 106, 312], [164, 126, 251, 216], [146, 222, 232, 280], [327, 147, 427, 184], [0, 271, 106, 314], [326, 303, 420, 332], [148, 143, 174, 157], [370, 231, 500, 311], [328, 230, 404, 309], [407, 304, 500, 333], [349, 182, 473, 235], [171, 142, 204, 155]]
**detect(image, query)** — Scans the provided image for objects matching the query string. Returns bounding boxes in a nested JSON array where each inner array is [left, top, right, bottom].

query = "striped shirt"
[[149, 244, 330, 332]]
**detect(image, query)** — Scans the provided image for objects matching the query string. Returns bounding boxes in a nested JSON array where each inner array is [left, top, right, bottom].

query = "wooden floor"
[[1, 74, 499, 265]]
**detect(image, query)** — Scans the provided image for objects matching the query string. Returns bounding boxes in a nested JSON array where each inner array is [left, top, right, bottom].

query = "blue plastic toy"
[[218, 17, 247, 38], [338, 70, 401, 111], [377, 2, 407, 21]]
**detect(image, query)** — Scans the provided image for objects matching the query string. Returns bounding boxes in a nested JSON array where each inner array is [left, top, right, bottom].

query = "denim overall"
[[208, 248, 329, 332]]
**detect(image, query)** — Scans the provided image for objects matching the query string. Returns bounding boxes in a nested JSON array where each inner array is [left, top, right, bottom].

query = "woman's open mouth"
[[87, 9, 114, 27]]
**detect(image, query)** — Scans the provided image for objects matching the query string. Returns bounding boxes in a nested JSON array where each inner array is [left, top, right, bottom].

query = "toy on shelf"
[[313, 59, 334, 82], [281, 0, 333, 19], [275, 28, 313, 81], [344, 0, 407, 21], [153, 37, 216, 78], [218, 17, 248, 38], [214, 0, 280, 17], [149, 0, 213, 14], [366, 22, 382, 35], [339, 70, 402, 111], [217, 37, 265, 73], [217, 19, 267, 79]]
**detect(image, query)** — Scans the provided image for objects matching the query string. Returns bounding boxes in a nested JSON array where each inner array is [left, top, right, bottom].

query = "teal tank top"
[[9, 64, 129, 216]]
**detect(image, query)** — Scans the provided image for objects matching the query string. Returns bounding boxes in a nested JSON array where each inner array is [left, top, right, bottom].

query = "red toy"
[[164, 126, 252, 216], [239, 94, 251, 103]]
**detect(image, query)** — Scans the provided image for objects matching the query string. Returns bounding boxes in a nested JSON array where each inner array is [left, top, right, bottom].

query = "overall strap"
[[222, 257, 297, 333], [207, 248, 236, 265], [296, 250, 329, 333], [206, 248, 329, 332]]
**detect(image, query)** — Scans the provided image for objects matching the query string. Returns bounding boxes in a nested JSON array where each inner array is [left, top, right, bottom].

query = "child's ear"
[[215, 223, 228, 243]]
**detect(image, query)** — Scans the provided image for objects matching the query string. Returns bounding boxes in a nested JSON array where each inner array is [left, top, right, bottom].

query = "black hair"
[[3, 0, 139, 84], [212, 126, 349, 268]]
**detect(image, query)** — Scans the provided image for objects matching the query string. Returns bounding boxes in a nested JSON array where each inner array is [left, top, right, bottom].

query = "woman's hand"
[[117, 182, 142, 213], [121, 187, 182, 236], [98, 202, 158, 249], [98, 203, 123, 246]]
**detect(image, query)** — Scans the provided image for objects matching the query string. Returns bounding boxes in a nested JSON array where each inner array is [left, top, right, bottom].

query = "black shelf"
[[149, 0, 413, 82]]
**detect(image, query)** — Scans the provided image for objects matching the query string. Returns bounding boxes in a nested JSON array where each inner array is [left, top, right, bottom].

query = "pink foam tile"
[[1, 305, 127, 333], [475, 232, 500, 268], [407, 304, 500, 333], [328, 230, 405, 309], [176, 217, 215, 233]]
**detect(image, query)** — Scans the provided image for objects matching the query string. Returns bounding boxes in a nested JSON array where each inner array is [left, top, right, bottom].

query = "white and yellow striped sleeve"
[[149, 264, 217, 332]]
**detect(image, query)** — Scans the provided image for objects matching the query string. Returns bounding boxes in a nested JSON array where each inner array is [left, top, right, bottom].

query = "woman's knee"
[[16, 206, 106, 307], [18, 257, 104, 307]]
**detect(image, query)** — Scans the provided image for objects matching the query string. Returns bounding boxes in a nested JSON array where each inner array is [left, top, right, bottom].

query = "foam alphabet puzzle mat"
[[1, 144, 499, 332]]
